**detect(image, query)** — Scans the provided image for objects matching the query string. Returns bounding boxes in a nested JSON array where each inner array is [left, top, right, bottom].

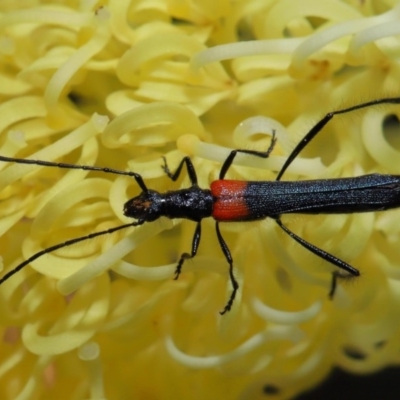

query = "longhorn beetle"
[[1, 97, 400, 314]]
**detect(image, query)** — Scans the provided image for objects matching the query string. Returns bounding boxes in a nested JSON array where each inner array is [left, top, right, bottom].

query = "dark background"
[[296, 367, 400, 400]]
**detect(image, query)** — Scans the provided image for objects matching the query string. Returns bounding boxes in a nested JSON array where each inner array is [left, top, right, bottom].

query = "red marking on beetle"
[[2, 96, 400, 315], [211, 180, 249, 221]]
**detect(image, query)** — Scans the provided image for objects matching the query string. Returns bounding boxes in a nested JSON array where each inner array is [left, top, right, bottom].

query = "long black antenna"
[[0, 155, 149, 192], [0, 220, 144, 285], [0, 154, 150, 284]]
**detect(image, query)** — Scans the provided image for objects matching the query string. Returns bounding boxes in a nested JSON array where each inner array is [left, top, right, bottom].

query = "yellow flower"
[[1, 1, 400, 399]]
